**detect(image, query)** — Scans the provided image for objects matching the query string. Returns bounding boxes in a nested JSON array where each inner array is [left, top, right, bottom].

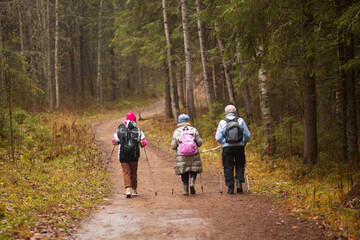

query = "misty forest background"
[[0, 0, 360, 238]]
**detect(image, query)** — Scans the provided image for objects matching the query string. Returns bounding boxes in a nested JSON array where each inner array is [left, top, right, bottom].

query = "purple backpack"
[[178, 126, 197, 156]]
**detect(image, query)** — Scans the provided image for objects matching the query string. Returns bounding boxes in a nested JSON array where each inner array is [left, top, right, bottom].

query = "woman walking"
[[171, 114, 203, 195], [112, 112, 146, 198]]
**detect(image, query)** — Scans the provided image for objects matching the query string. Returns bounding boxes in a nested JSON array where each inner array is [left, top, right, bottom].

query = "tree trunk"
[[162, 0, 178, 121], [54, 0, 59, 110], [152, 69, 157, 98], [15, 0, 28, 111], [140, 65, 145, 95], [177, 66, 185, 111], [302, 0, 318, 165], [16, 1, 25, 54], [345, 34, 359, 164], [0, 16, 4, 104], [135, 58, 139, 95], [96, 0, 103, 105], [70, 0, 80, 106], [4, 68, 15, 162], [196, 0, 212, 113], [163, 60, 173, 118], [115, 54, 124, 99], [27, 0, 36, 95], [181, 0, 195, 120], [88, 40, 95, 97], [46, 0, 53, 109], [336, 24, 348, 163], [79, 0, 85, 102], [212, 59, 217, 100], [40, 0, 53, 109], [242, 84, 252, 124], [110, 49, 117, 101], [214, 21, 236, 106], [258, 62, 276, 157], [236, 42, 252, 123]]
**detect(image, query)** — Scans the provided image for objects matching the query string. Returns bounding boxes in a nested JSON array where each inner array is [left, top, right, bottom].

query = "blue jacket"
[[215, 113, 251, 147]]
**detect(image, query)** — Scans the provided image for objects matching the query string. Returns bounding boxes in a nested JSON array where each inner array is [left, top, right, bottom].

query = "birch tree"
[[181, 0, 195, 119], [54, 0, 59, 109], [162, 0, 178, 121], [196, 0, 212, 113], [258, 51, 276, 157]]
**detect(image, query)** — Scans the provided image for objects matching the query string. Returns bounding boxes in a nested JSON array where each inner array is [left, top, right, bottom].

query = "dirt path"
[[74, 100, 327, 240]]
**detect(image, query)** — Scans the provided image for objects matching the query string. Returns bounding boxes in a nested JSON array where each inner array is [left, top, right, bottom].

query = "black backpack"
[[224, 117, 243, 143], [116, 122, 140, 158]]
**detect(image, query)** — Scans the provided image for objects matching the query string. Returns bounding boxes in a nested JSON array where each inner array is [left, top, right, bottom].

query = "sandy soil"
[[74, 100, 328, 240]]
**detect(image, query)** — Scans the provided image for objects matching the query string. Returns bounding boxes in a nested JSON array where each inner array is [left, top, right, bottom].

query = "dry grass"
[[140, 115, 360, 239]]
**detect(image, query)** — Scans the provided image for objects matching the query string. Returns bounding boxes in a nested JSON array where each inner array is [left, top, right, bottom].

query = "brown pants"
[[121, 161, 138, 189]]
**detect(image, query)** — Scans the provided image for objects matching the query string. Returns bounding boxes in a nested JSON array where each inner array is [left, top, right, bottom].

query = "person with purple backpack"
[[171, 114, 203, 196]]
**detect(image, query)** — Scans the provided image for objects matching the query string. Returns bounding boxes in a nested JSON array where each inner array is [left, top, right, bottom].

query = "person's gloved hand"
[[112, 136, 118, 145], [141, 138, 147, 147]]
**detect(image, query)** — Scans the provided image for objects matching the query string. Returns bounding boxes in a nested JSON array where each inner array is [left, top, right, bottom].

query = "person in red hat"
[[112, 112, 146, 198]]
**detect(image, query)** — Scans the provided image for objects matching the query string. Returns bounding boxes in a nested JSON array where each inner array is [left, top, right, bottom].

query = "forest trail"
[[74, 100, 327, 240]]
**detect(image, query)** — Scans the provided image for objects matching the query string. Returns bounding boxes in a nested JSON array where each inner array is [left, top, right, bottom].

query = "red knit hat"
[[126, 112, 137, 122]]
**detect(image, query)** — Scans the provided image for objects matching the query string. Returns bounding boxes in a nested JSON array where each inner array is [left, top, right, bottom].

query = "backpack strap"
[[224, 117, 239, 123]]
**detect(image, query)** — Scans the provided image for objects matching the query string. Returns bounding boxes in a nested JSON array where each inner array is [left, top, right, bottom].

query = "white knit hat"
[[224, 105, 237, 113]]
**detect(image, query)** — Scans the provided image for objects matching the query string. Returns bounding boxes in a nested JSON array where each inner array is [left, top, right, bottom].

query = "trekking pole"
[[200, 173, 204, 192], [171, 169, 175, 194], [143, 147, 158, 196], [104, 145, 116, 174], [220, 145, 223, 194], [245, 161, 250, 193]]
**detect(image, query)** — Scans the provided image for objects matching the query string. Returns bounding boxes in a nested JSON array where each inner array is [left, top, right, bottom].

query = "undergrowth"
[[0, 96, 158, 239], [140, 114, 360, 239], [0, 109, 112, 239]]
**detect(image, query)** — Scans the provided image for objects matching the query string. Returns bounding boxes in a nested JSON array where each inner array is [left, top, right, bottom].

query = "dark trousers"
[[181, 171, 197, 185], [222, 146, 245, 187]]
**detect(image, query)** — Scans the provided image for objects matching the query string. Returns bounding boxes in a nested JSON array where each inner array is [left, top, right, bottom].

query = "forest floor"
[[74, 100, 329, 240]]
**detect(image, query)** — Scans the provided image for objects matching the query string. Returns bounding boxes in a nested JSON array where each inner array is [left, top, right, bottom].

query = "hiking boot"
[[190, 185, 196, 195], [227, 185, 234, 194], [190, 177, 196, 195], [125, 187, 132, 198], [131, 188, 139, 197], [236, 179, 243, 194], [183, 184, 189, 196]]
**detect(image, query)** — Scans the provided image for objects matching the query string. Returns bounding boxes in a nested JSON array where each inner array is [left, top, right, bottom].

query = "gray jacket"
[[171, 123, 203, 175]]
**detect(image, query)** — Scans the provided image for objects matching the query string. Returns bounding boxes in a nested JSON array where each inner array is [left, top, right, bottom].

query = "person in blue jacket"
[[215, 105, 251, 194]]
